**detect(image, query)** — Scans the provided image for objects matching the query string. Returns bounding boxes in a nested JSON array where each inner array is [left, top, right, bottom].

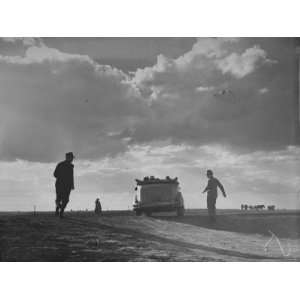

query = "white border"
[[1, 263, 299, 300], [1, 1, 299, 299], [0, 0, 300, 36]]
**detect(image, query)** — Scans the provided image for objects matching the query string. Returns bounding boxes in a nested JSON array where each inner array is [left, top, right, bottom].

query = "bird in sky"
[[214, 88, 233, 97], [213, 89, 238, 102]]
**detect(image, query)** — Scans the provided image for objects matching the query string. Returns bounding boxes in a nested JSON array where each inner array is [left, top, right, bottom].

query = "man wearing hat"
[[53, 152, 75, 218], [203, 169, 226, 223]]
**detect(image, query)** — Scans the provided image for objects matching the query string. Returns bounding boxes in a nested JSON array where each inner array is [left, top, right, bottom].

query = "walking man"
[[202, 170, 226, 223], [54, 152, 75, 218]]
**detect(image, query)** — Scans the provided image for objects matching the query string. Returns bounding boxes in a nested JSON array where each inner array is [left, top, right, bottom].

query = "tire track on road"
[[65, 217, 291, 261]]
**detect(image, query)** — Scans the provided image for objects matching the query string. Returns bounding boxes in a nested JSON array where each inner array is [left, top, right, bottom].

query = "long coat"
[[54, 160, 74, 191]]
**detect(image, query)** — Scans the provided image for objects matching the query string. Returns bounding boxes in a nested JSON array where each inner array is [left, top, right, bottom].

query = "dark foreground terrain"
[[0, 209, 299, 261]]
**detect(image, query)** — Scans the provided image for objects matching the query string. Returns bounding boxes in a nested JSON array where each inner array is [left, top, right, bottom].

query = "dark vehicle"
[[133, 176, 185, 217]]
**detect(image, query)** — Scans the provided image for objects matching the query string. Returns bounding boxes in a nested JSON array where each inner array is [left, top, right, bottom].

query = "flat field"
[[0, 209, 299, 261]]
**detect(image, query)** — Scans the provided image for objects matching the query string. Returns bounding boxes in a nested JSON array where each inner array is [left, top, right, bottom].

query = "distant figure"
[[134, 186, 139, 202], [267, 205, 275, 211], [255, 204, 265, 210], [54, 152, 75, 218], [202, 170, 226, 223], [241, 204, 248, 210], [95, 198, 102, 215]]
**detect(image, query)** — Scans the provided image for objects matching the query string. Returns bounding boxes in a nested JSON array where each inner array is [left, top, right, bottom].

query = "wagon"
[[133, 176, 185, 217]]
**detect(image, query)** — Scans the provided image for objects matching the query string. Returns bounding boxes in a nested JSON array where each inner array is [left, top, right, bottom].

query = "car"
[[133, 176, 185, 217]]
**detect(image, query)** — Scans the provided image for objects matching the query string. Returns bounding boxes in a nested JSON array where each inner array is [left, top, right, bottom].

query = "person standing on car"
[[54, 152, 75, 218], [202, 170, 226, 223]]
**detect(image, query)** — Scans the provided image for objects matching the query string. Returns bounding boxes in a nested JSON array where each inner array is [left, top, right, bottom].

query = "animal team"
[[241, 204, 275, 211]]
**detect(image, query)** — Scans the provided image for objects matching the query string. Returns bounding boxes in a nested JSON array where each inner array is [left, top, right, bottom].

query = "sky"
[[0, 37, 299, 211]]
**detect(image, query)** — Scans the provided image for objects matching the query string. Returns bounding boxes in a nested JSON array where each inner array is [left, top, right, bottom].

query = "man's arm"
[[217, 179, 226, 197], [202, 181, 209, 194], [53, 164, 59, 178], [71, 166, 74, 190]]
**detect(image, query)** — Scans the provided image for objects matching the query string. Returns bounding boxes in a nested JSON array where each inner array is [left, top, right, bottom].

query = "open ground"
[[0, 209, 299, 261]]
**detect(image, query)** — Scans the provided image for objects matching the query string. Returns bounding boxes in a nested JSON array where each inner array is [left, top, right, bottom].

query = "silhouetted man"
[[203, 170, 226, 223], [54, 152, 75, 218]]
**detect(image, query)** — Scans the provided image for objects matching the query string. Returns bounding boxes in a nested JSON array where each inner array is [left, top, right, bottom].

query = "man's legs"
[[207, 196, 217, 223], [55, 189, 62, 216], [55, 203, 60, 216], [59, 189, 71, 218]]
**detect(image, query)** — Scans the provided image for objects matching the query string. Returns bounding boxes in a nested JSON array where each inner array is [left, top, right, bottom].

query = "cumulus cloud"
[[0, 37, 294, 164], [0, 43, 149, 162], [127, 38, 292, 151], [133, 39, 273, 90], [216, 45, 277, 78], [0, 44, 102, 65]]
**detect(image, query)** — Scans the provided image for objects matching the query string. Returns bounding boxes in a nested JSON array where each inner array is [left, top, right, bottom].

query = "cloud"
[[195, 86, 215, 92], [133, 39, 274, 90], [216, 45, 277, 78], [128, 38, 292, 151], [1, 37, 42, 47], [0, 44, 149, 162], [259, 87, 269, 94], [0, 45, 95, 64], [0, 38, 294, 164]]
